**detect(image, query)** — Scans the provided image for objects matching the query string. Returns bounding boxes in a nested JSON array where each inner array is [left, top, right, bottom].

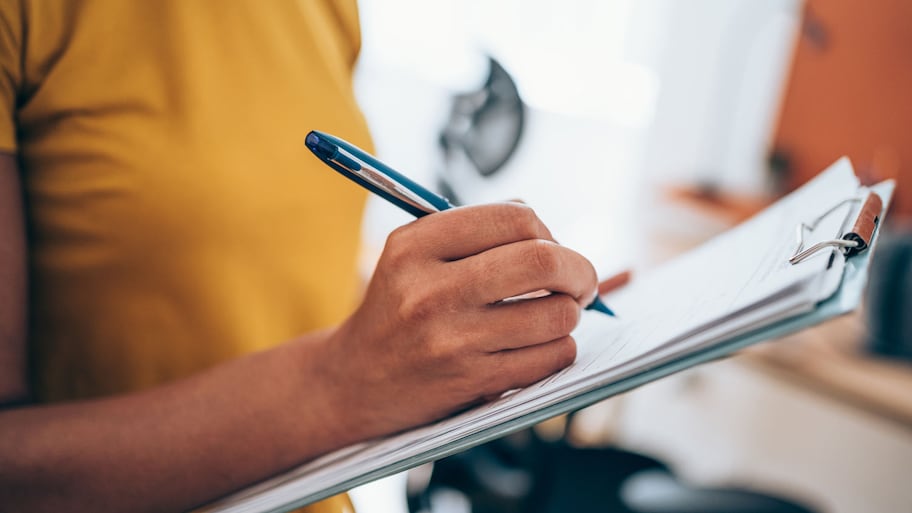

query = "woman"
[[0, 1, 601, 511]]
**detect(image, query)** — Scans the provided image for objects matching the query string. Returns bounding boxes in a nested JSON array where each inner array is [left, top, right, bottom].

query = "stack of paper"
[[203, 158, 892, 513]]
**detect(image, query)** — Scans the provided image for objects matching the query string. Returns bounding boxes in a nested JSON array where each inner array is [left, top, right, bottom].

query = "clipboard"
[[203, 165, 895, 513]]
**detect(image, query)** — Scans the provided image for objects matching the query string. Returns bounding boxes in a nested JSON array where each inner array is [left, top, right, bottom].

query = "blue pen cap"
[[305, 132, 335, 160], [306, 131, 362, 171]]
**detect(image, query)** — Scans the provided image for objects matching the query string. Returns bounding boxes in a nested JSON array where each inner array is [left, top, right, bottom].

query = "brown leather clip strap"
[[843, 192, 883, 256]]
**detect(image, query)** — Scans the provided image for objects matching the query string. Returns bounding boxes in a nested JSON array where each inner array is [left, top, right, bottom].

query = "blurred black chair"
[[407, 431, 819, 513], [620, 469, 815, 513]]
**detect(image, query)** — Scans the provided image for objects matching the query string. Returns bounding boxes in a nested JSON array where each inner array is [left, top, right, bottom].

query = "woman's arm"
[[1, 153, 600, 512], [0, 330, 353, 512], [0, 154, 27, 405]]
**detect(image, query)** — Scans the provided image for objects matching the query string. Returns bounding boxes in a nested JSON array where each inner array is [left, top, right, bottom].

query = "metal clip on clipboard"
[[789, 191, 884, 265]]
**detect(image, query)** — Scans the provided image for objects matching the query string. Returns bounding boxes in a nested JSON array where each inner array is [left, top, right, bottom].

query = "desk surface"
[[745, 312, 912, 429]]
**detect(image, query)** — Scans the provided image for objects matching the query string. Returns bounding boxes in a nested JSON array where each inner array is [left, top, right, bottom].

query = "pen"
[[305, 130, 615, 317]]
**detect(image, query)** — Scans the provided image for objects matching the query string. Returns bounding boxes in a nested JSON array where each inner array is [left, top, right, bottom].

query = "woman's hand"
[[315, 203, 601, 440]]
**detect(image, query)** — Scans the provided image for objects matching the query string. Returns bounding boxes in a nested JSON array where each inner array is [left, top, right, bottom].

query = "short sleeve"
[[0, 1, 22, 153]]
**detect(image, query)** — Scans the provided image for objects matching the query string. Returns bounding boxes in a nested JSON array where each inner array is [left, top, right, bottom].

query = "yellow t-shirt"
[[0, 1, 370, 511]]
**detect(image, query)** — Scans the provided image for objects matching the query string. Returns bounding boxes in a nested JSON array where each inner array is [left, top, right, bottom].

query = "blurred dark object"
[[766, 149, 791, 195], [866, 234, 912, 361], [408, 431, 818, 513], [770, 0, 912, 216], [438, 56, 525, 188], [407, 433, 666, 513], [621, 469, 815, 513]]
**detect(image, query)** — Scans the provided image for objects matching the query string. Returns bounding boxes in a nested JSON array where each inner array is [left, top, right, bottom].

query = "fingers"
[[480, 336, 577, 396], [451, 238, 599, 306], [456, 294, 582, 352], [392, 203, 555, 261]]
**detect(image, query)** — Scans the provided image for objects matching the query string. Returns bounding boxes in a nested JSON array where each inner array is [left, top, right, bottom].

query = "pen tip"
[[587, 297, 616, 317]]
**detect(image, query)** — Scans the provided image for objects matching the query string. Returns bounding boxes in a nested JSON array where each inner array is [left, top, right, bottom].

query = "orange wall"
[[772, 0, 912, 216]]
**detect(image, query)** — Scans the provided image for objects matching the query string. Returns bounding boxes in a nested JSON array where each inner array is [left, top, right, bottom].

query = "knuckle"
[[553, 336, 578, 368], [396, 291, 436, 326], [416, 332, 464, 376], [383, 225, 415, 265], [506, 203, 546, 239], [422, 337, 453, 367], [527, 240, 561, 277], [549, 296, 581, 335]]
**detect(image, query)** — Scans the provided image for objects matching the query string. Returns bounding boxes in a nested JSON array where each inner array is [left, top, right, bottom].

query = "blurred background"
[[347, 1, 912, 512]]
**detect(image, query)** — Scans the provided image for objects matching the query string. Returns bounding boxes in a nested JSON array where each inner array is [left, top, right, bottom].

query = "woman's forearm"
[[0, 332, 350, 513]]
